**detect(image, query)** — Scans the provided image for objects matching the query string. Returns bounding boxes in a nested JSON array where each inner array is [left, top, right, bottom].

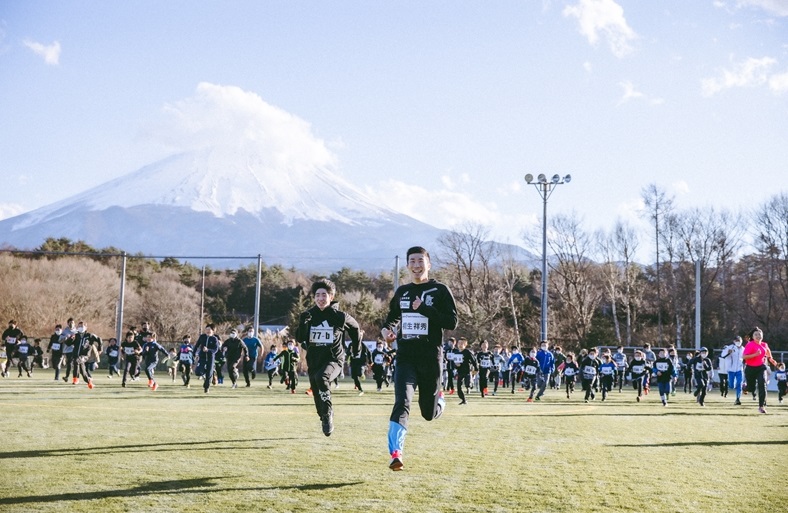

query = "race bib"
[[18, 346, 29, 354], [632, 365, 644, 374], [108, 349, 119, 358], [401, 312, 429, 338], [695, 363, 704, 371], [601, 366, 614, 375], [480, 358, 491, 368], [51, 343, 61, 351], [6, 337, 16, 345], [565, 368, 576, 376], [309, 326, 333, 345], [524, 365, 537, 375], [583, 366, 597, 376], [124, 347, 135, 355], [179, 354, 191, 361], [63, 346, 74, 354], [374, 355, 385, 364], [656, 362, 668, 372]]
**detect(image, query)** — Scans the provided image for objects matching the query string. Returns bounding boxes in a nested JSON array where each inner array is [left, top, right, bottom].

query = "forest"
[[1, 186, 786, 352]]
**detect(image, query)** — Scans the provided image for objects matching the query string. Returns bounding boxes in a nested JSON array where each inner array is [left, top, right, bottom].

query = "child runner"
[[580, 348, 600, 403], [295, 278, 362, 436], [47, 324, 64, 382], [121, 331, 142, 388], [599, 354, 616, 401], [490, 344, 505, 396], [15, 336, 32, 377], [141, 332, 168, 391], [193, 324, 220, 394], [667, 347, 680, 396], [381, 246, 458, 471], [721, 336, 744, 405], [508, 346, 524, 394], [775, 363, 786, 404], [349, 341, 371, 396], [522, 349, 540, 402], [105, 338, 121, 378], [242, 327, 263, 386], [165, 347, 178, 382], [562, 353, 579, 398], [682, 351, 694, 394], [178, 335, 195, 387], [443, 338, 457, 394], [476, 340, 493, 398], [73, 321, 101, 388], [371, 341, 390, 392], [274, 341, 299, 394], [534, 341, 555, 401], [222, 329, 249, 390], [31, 339, 44, 373], [612, 346, 628, 392], [630, 350, 648, 402], [653, 348, 676, 407], [717, 349, 729, 398], [691, 348, 713, 407], [263, 345, 279, 388], [454, 338, 477, 405]]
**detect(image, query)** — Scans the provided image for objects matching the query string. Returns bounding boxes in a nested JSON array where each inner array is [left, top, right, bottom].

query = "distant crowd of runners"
[[2, 245, 785, 471]]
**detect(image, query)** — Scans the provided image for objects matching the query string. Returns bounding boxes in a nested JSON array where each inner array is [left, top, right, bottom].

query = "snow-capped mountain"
[[0, 148, 445, 272]]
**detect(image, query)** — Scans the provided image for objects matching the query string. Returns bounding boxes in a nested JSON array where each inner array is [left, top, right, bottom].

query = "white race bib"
[[309, 327, 333, 345], [524, 365, 537, 375], [601, 366, 614, 375], [6, 337, 16, 345], [51, 343, 61, 351], [124, 347, 135, 355], [695, 362, 705, 371], [401, 312, 429, 338], [583, 366, 597, 376], [108, 350, 119, 358], [656, 362, 668, 372], [632, 365, 644, 374], [565, 368, 576, 376], [18, 346, 29, 354], [374, 355, 385, 365]]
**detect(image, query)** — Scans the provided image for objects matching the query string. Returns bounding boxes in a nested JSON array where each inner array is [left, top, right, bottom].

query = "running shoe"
[[389, 451, 404, 471], [321, 412, 334, 437]]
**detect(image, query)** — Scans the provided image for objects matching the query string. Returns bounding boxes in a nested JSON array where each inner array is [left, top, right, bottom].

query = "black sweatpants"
[[123, 356, 138, 385], [744, 365, 767, 408], [478, 368, 490, 396], [308, 361, 343, 418], [390, 353, 443, 430], [178, 361, 192, 385], [350, 361, 365, 392]]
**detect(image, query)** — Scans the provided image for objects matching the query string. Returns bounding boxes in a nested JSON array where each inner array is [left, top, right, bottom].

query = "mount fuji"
[[0, 147, 445, 272]]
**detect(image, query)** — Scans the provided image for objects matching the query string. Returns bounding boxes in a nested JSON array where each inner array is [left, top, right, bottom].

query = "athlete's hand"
[[412, 296, 422, 310]]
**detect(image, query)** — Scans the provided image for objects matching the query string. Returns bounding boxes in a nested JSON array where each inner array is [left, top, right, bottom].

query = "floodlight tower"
[[524, 173, 572, 343]]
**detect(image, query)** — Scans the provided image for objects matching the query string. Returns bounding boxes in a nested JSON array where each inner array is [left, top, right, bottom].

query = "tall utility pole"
[[524, 173, 571, 342]]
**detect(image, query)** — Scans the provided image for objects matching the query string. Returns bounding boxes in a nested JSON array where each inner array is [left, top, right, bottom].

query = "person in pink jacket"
[[742, 327, 778, 414]]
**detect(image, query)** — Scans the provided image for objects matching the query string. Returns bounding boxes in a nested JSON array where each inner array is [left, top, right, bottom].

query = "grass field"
[[1, 370, 786, 513]]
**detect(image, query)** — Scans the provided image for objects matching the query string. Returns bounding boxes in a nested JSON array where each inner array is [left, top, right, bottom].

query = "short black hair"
[[311, 278, 336, 297], [406, 246, 429, 260]]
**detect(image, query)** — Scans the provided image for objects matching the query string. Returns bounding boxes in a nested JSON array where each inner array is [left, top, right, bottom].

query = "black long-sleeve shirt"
[[454, 348, 478, 375], [381, 279, 458, 363], [296, 302, 361, 370]]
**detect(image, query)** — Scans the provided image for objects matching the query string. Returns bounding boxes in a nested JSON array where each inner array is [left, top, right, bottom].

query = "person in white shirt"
[[720, 336, 744, 405]]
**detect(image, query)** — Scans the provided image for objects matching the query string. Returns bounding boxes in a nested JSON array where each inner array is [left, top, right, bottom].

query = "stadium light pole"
[[524, 173, 571, 343]]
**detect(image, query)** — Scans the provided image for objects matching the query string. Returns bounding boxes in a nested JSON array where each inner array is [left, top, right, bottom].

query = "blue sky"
[[1, 0, 787, 259]]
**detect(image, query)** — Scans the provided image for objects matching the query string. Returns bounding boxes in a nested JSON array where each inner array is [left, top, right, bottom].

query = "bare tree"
[[436, 224, 508, 342], [546, 212, 604, 345], [597, 220, 641, 345], [641, 184, 674, 344]]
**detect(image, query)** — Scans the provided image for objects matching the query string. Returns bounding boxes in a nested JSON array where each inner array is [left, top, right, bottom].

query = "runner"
[[381, 246, 458, 471]]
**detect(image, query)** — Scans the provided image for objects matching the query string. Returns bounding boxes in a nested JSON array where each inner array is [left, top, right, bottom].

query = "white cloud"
[[441, 175, 456, 189], [583, 61, 593, 72], [23, 39, 61, 65], [616, 80, 665, 106], [701, 56, 777, 96], [147, 82, 336, 172], [0, 203, 26, 221], [735, 0, 788, 16], [672, 180, 690, 195], [563, 0, 637, 58], [769, 70, 788, 92]]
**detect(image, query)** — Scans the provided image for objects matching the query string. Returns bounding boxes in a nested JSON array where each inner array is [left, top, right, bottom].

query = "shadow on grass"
[[0, 438, 303, 460], [0, 477, 365, 505], [609, 440, 787, 448], [462, 412, 758, 418]]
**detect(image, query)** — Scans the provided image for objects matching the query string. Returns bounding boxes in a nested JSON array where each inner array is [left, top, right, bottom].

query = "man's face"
[[407, 253, 430, 282]]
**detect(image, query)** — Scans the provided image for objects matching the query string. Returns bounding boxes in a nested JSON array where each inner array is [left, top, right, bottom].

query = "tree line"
[[0, 185, 786, 352]]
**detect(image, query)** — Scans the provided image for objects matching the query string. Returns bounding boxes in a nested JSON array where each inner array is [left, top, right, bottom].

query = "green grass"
[[1, 371, 786, 513]]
